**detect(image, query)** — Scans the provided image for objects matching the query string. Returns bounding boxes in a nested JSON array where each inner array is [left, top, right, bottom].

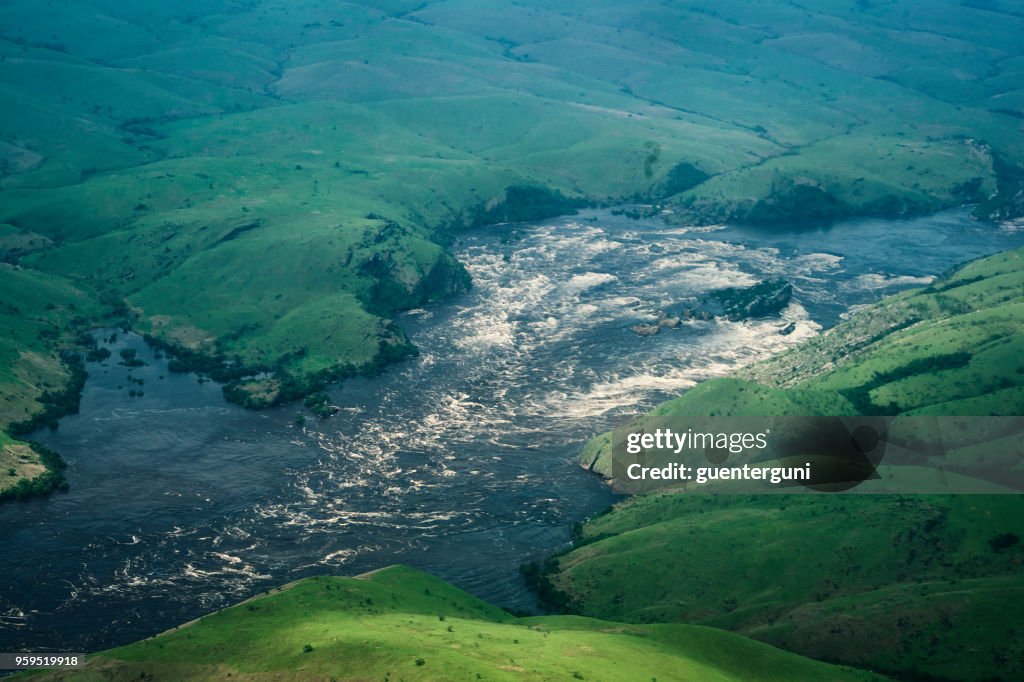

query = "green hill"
[[545, 495, 1023, 682], [16, 565, 883, 682], [557, 248, 1024, 681]]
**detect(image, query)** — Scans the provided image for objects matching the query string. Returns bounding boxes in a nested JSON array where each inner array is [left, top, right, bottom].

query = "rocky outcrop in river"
[[711, 278, 793, 321], [631, 279, 792, 336]]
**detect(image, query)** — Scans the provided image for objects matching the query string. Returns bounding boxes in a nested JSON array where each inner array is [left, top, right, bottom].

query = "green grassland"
[[2, 0, 1023, 438], [550, 495, 1022, 682], [741, 248, 1024, 413], [562, 248, 1024, 680], [17, 565, 884, 682]]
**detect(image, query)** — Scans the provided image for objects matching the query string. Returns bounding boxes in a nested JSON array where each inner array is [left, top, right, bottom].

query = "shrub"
[[989, 532, 1020, 552]]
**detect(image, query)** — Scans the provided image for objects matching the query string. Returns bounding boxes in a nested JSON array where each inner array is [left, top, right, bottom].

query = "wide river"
[[2, 208, 1022, 653]]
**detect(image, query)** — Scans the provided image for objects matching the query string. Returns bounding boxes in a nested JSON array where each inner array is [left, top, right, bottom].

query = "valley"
[[2, 2, 1023, 680]]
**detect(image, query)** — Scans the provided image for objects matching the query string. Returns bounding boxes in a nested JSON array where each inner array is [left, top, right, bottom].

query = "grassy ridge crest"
[[16, 565, 883, 681]]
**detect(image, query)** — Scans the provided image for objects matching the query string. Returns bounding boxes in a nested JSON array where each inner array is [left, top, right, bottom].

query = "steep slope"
[[559, 247, 1024, 681], [17, 565, 883, 682]]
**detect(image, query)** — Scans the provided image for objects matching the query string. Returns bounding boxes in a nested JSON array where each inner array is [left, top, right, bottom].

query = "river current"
[[2, 208, 1022, 653]]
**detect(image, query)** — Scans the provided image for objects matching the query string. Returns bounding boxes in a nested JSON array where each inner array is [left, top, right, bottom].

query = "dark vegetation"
[[973, 151, 1024, 222], [711, 278, 793, 320], [519, 559, 578, 613], [654, 161, 711, 199], [746, 183, 851, 226], [467, 186, 585, 229], [839, 351, 974, 415]]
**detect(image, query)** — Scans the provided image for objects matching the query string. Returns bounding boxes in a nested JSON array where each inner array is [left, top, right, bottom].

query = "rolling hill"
[[14, 565, 884, 681]]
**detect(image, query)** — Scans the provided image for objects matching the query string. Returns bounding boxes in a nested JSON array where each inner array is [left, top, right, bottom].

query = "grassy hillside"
[[741, 248, 1024, 415], [548, 495, 1022, 682], [1, 0, 1023, 432], [16, 565, 883, 681], [559, 248, 1024, 681], [581, 247, 1024, 477]]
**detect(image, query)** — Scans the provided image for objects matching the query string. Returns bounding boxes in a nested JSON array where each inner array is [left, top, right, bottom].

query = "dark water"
[[2, 208, 1022, 654]]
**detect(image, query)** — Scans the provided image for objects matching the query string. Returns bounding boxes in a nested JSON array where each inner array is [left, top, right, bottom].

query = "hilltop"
[[15, 565, 883, 681]]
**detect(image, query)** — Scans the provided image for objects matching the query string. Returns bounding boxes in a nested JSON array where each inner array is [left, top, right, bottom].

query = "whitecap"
[[849, 273, 935, 290]]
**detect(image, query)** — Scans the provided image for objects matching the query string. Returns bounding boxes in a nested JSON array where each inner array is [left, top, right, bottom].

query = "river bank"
[[3, 208, 1024, 654]]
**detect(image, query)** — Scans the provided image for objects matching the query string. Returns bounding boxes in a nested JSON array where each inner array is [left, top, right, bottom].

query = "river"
[[2, 208, 1022, 653]]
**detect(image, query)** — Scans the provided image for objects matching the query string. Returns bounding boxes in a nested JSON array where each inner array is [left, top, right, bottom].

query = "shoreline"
[[70, 197, 1011, 414], [1, 200, 1013, 505]]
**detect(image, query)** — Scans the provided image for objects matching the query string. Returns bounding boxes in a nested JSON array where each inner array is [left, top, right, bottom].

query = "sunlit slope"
[[2, 0, 1023, 417], [18, 566, 883, 682], [744, 248, 1024, 415], [566, 248, 1024, 681]]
